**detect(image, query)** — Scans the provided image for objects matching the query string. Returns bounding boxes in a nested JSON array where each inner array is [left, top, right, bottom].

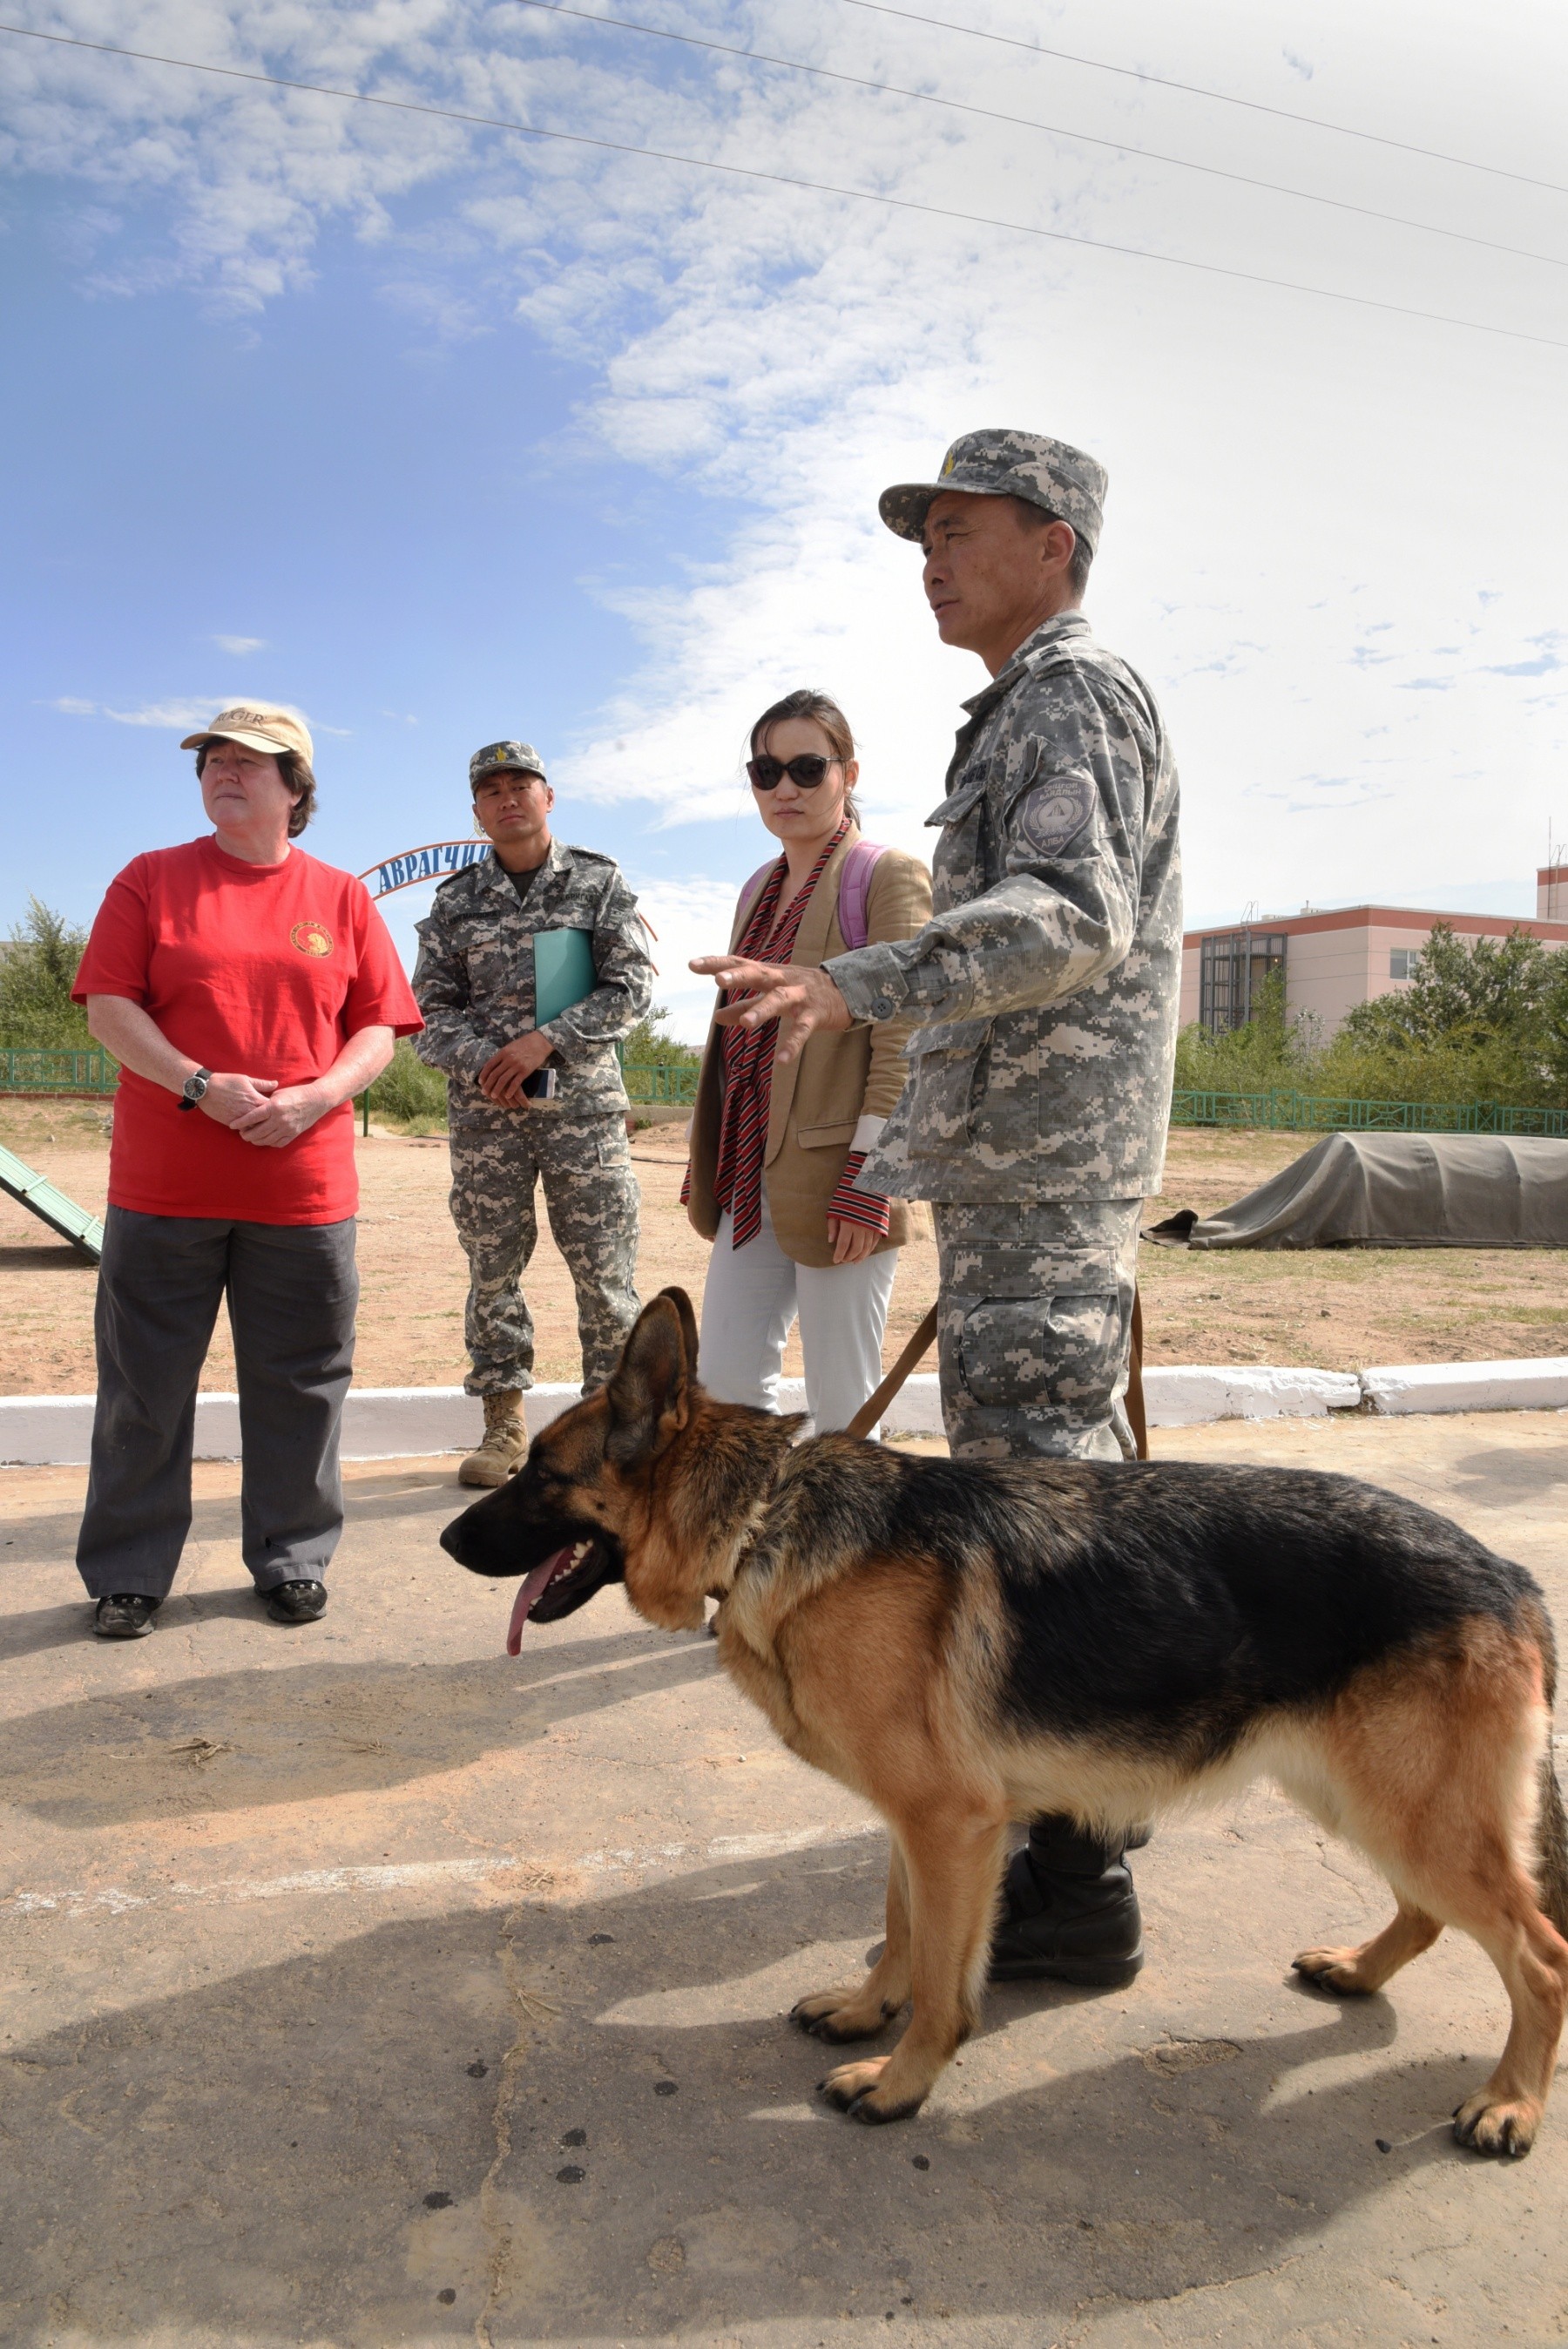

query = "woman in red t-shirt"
[[71, 703, 422, 1640]]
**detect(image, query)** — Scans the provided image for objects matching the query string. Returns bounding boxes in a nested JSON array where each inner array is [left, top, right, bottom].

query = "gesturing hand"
[[688, 955, 851, 1067]]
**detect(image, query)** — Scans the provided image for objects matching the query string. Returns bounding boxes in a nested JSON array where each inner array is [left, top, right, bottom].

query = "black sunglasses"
[[747, 753, 841, 791]]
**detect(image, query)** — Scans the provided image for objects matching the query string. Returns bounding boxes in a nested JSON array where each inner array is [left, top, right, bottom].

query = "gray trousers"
[[932, 1197, 1143, 1462], [76, 1207, 359, 1601]]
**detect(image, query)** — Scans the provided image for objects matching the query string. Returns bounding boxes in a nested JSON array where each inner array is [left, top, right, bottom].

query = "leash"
[[1125, 1286, 1150, 1461], [845, 1287, 1151, 1459], [847, 1304, 938, 1440]]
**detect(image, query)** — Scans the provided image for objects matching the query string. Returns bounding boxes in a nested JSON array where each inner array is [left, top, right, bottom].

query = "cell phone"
[[522, 1066, 559, 1101]]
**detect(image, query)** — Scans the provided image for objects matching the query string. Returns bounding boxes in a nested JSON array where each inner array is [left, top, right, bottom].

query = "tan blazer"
[[686, 827, 933, 1268]]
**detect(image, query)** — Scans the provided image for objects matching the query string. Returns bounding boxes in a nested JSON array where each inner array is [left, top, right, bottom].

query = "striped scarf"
[[713, 821, 849, 1249]]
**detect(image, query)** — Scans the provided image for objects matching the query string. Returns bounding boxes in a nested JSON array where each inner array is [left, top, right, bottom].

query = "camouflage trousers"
[[448, 1114, 640, 1398], [932, 1197, 1143, 1462]]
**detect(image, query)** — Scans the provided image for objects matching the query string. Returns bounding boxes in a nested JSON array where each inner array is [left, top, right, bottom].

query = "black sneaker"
[[93, 1594, 159, 1640], [988, 1839, 1145, 1987], [263, 1580, 328, 1625]]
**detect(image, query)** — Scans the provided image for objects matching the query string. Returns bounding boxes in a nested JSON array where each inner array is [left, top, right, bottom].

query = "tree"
[[0, 899, 91, 1051], [1341, 922, 1550, 1053], [1538, 949, 1568, 1099], [621, 1003, 701, 1069], [1173, 969, 1314, 1093]]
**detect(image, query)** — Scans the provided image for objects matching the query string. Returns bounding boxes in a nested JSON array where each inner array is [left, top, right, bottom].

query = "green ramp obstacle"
[[0, 1141, 104, 1263]]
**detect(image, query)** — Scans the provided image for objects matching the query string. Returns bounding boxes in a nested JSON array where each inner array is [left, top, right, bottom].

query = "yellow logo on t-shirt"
[[291, 920, 335, 958]]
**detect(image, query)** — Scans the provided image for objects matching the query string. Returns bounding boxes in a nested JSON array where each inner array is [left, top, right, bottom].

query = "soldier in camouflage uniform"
[[413, 741, 653, 1484], [693, 430, 1182, 1988]]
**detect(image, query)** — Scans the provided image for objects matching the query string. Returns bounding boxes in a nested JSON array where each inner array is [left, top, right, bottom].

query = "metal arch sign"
[[359, 840, 489, 897], [358, 836, 660, 966]]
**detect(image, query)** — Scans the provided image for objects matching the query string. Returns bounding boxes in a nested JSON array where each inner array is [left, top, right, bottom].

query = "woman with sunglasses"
[[684, 689, 931, 1434]]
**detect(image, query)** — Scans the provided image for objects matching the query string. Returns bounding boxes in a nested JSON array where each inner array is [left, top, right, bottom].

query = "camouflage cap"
[[879, 429, 1107, 554], [470, 740, 548, 790]]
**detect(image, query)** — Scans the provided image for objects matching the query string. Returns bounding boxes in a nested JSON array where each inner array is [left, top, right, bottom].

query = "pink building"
[[1181, 868, 1568, 1034]]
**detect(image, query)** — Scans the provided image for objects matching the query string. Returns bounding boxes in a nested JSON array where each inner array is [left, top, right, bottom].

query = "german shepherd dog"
[[443, 1289, 1568, 2154]]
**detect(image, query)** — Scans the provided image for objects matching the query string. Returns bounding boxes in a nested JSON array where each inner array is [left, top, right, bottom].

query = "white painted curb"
[[1361, 1357, 1568, 1417], [0, 1380, 941, 1466], [0, 1387, 586, 1468], [1142, 1364, 1362, 1426], [2, 1358, 1564, 1466]]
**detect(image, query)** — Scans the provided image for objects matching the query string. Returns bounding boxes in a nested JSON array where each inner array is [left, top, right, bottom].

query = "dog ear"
[[655, 1286, 700, 1379], [605, 1294, 691, 1467]]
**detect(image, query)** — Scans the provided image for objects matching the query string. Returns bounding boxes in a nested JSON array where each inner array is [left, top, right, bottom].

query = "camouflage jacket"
[[411, 841, 652, 1128], [828, 612, 1182, 1202]]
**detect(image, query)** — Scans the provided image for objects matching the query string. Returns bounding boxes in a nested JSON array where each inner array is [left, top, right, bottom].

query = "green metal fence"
[[0, 1046, 119, 1096], [1170, 1088, 1568, 1138], [622, 1072, 1568, 1134], [3, 1047, 1564, 1141], [623, 1061, 700, 1107]]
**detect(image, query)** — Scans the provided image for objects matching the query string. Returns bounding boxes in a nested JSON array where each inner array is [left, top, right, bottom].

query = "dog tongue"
[[506, 1548, 573, 1654]]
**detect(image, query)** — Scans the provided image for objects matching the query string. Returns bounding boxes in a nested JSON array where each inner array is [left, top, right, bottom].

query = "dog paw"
[[1291, 1946, 1370, 1997], [792, 1987, 893, 2044], [817, 2056, 890, 2111], [816, 2058, 925, 2125], [1452, 2089, 1539, 2159]]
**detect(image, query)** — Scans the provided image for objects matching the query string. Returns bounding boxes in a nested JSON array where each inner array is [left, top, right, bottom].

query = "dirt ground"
[[2, 1409, 1566, 2344], [2, 1103, 1565, 1395]]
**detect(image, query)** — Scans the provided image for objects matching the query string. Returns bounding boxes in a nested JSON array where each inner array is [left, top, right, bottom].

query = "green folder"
[[533, 927, 598, 1026]]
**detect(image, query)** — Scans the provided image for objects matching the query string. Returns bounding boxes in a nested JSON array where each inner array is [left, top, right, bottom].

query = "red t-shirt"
[[73, 838, 423, 1225]]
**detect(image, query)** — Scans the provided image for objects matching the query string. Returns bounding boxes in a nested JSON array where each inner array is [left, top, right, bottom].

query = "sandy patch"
[[1, 1104, 1565, 1394]]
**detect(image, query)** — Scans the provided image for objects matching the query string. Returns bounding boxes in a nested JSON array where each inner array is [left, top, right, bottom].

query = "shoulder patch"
[[1012, 775, 1096, 860]]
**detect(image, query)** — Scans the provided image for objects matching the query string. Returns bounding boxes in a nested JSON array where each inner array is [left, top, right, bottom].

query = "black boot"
[[988, 1816, 1145, 1987]]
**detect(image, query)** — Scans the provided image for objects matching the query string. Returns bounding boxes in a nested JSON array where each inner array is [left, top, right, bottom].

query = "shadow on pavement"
[[0, 1468, 463, 1574], [1449, 1446, 1568, 1506], [0, 1834, 1489, 2345], [0, 1627, 720, 1826]]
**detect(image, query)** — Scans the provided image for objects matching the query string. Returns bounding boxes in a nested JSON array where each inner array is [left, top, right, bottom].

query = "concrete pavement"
[[1, 1411, 1565, 2346]]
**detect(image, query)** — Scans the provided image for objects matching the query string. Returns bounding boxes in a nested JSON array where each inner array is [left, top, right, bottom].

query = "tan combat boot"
[[459, 1390, 527, 1487]]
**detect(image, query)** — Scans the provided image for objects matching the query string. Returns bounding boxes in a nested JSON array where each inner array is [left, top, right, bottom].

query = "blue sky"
[[3, 0, 1566, 1037]]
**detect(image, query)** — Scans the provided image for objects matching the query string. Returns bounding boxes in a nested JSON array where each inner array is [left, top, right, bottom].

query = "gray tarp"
[[1145, 1132, 1568, 1251]]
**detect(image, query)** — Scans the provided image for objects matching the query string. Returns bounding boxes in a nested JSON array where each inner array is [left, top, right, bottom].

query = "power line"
[[511, 0, 1568, 273], [2, 21, 1565, 353], [835, 0, 1568, 200]]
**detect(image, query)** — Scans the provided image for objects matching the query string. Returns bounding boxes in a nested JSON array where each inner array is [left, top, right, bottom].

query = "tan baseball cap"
[[180, 703, 314, 764]]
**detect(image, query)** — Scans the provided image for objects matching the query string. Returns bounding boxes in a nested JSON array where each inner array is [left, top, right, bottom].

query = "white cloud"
[[47, 695, 96, 715], [213, 633, 266, 654], [628, 872, 751, 1043], [102, 697, 225, 729], [7, 0, 1568, 928]]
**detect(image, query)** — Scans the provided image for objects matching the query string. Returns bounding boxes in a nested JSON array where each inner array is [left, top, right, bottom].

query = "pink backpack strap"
[[734, 840, 888, 948], [835, 839, 889, 951]]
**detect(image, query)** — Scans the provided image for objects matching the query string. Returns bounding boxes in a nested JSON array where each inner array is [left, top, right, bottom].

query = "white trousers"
[[698, 1192, 899, 1436]]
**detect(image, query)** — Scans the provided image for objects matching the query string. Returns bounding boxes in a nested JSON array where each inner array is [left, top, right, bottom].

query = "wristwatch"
[[178, 1068, 213, 1113]]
